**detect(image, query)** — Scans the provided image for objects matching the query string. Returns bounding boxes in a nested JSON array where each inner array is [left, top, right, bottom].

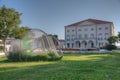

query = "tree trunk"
[[2, 38, 7, 56]]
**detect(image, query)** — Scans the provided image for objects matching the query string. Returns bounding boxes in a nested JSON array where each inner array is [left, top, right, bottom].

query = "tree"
[[11, 26, 31, 39], [107, 36, 118, 45], [0, 5, 21, 51], [48, 34, 58, 39], [118, 32, 120, 38], [118, 32, 120, 41]]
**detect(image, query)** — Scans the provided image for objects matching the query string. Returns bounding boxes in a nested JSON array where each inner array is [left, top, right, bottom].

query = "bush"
[[106, 45, 117, 50], [0, 46, 4, 51], [7, 51, 63, 62]]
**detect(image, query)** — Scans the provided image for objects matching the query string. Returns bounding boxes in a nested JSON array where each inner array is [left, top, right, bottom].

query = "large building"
[[65, 19, 114, 50]]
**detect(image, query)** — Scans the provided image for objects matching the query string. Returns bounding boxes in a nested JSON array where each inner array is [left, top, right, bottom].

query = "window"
[[98, 37, 103, 40], [67, 39, 70, 41], [72, 43, 74, 48], [71, 38, 74, 41], [104, 37, 107, 40], [91, 43, 94, 48], [67, 35, 70, 38], [67, 30, 69, 32], [72, 30, 74, 32], [98, 33, 102, 36], [90, 34, 94, 38], [91, 28, 94, 31], [67, 43, 70, 48], [66, 35, 70, 41], [99, 27, 102, 30], [72, 35, 75, 41], [84, 34, 88, 38], [98, 38, 100, 40], [78, 34, 82, 39], [78, 29, 81, 31], [105, 33, 109, 35], [84, 28, 88, 31], [105, 27, 108, 30]]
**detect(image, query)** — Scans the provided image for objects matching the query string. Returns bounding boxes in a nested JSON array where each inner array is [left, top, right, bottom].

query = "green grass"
[[0, 52, 120, 80]]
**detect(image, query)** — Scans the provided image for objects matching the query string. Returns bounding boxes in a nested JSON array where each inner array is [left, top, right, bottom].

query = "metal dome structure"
[[6, 29, 63, 61]]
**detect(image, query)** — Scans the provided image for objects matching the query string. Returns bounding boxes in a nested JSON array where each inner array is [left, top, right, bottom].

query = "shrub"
[[7, 51, 63, 62], [106, 45, 117, 50], [0, 46, 4, 51]]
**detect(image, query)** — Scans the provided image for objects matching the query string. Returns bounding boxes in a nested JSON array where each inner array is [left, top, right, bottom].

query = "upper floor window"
[[71, 35, 75, 41], [78, 34, 82, 39], [104, 37, 107, 40], [67, 30, 70, 32], [84, 34, 88, 38], [105, 27, 108, 30], [99, 27, 102, 30], [72, 35, 75, 38], [98, 33, 102, 36], [84, 28, 88, 31], [91, 28, 94, 31], [90, 34, 94, 38], [98, 38, 100, 40], [98, 37, 103, 40], [66, 35, 70, 41], [67, 35, 70, 38], [105, 33, 109, 35], [78, 29, 81, 31]]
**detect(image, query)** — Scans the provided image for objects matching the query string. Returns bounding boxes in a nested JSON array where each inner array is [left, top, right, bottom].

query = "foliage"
[[106, 44, 117, 50], [7, 51, 62, 61], [0, 5, 21, 40], [11, 26, 30, 39], [118, 32, 120, 38], [1, 52, 120, 80], [0, 46, 4, 51], [107, 36, 118, 45], [48, 34, 58, 39]]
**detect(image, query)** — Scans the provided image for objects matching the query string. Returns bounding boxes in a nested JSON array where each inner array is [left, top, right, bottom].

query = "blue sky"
[[0, 0, 120, 39]]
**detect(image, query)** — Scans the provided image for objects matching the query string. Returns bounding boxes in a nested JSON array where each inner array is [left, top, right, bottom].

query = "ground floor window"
[[67, 43, 70, 48], [76, 41, 80, 48], [72, 43, 74, 48], [91, 42, 94, 48]]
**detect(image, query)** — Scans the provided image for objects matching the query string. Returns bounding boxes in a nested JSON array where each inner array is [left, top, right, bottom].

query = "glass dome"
[[6, 29, 63, 61]]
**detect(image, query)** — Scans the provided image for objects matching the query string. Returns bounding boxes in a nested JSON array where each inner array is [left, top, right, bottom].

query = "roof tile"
[[65, 18, 113, 27]]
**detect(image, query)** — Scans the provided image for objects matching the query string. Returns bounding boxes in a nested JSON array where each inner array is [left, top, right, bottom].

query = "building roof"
[[65, 18, 113, 27], [59, 39, 65, 42]]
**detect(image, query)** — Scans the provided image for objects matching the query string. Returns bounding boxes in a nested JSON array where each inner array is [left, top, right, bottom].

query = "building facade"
[[65, 19, 114, 50], [59, 39, 65, 48]]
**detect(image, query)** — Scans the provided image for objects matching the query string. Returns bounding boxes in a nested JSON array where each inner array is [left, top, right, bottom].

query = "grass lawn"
[[0, 52, 120, 80]]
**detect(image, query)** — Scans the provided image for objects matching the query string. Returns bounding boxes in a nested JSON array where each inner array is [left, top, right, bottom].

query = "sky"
[[0, 0, 120, 39]]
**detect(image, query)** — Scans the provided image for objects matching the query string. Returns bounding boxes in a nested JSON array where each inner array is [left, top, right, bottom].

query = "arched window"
[[91, 42, 94, 48]]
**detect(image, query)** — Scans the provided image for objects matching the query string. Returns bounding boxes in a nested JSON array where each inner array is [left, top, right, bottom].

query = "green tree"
[[11, 26, 31, 39], [48, 34, 58, 39], [118, 32, 120, 38], [107, 36, 118, 45], [0, 5, 21, 51]]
